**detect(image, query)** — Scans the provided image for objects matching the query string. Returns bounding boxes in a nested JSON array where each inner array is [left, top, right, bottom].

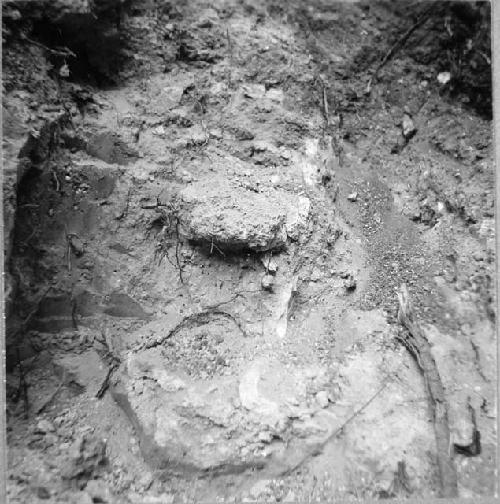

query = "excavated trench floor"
[[4, 1, 496, 502]]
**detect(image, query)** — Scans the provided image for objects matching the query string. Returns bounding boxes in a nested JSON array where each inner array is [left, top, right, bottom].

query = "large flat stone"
[[111, 315, 337, 475], [176, 177, 309, 252]]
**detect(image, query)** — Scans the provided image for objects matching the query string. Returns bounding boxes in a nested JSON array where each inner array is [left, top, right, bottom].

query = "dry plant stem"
[[281, 378, 390, 477], [322, 85, 330, 126], [397, 284, 458, 498], [20, 33, 76, 58], [174, 218, 184, 284], [141, 309, 248, 351], [366, 5, 435, 94], [95, 365, 118, 399], [36, 379, 64, 414]]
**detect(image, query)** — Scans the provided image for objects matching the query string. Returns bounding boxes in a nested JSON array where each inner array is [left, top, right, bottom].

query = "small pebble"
[[261, 274, 274, 292]]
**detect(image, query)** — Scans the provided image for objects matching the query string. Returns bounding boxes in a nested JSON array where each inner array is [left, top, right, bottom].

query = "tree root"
[[397, 284, 458, 498]]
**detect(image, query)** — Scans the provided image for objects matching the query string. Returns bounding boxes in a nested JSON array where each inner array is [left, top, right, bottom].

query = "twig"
[[117, 188, 132, 221], [20, 33, 77, 58], [36, 379, 64, 415], [71, 297, 79, 330], [366, 5, 435, 94], [210, 238, 226, 257], [143, 309, 248, 350], [95, 365, 118, 399], [397, 284, 458, 498], [202, 289, 261, 311], [20, 228, 37, 247], [281, 379, 390, 476], [174, 218, 184, 284], [52, 170, 60, 192], [322, 85, 330, 127]]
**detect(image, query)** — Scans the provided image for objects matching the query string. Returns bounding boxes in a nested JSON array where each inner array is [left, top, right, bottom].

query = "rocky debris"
[[176, 176, 310, 252], [61, 435, 107, 485]]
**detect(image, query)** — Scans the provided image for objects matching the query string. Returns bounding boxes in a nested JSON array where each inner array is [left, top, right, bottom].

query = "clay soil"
[[2, 1, 496, 502]]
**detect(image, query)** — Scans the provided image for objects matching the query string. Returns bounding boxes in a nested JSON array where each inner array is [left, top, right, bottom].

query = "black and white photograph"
[[1, 0, 498, 502]]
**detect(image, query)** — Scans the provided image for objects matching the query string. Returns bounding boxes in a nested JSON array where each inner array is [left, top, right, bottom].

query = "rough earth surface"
[[3, 0, 496, 502]]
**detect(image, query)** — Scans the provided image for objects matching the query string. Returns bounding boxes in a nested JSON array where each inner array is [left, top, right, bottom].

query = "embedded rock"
[[176, 177, 310, 252]]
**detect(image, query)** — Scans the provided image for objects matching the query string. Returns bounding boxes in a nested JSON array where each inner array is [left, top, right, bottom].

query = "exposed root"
[[396, 284, 458, 498], [143, 309, 248, 350]]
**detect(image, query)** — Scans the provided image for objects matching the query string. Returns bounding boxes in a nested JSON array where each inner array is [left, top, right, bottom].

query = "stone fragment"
[[261, 274, 275, 292], [35, 419, 56, 434], [315, 391, 329, 409], [402, 114, 417, 141], [177, 177, 288, 252]]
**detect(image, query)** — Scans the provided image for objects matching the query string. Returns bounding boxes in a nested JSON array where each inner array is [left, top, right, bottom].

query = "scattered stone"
[[260, 254, 278, 274], [402, 114, 417, 141], [266, 88, 284, 104], [70, 236, 85, 256], [85, 480, 114, 503], [261, 274, 275, 292], [140, 197, 158, 209], [35, 419, 56, 434], [242, 84, 266, 100], [209, 128, 223, 139], [347, 192, 358, 202], [234, 128, 255, 141], [310, 268, 322, 282], [315, 391, 329, 408], [343, 275, 357, 291], [35, 486, 51, 499], [258, 431, 274, 443], [437, 71, 451, 85]]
